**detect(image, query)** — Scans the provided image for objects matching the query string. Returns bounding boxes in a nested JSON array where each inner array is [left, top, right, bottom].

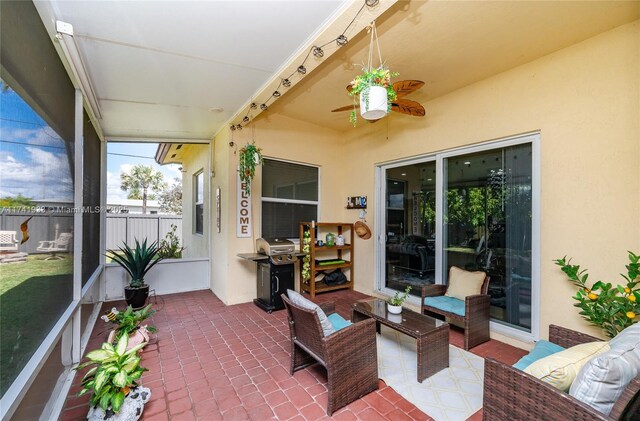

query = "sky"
[[0, 81, 181, 204], [107, 143, 181, 204]]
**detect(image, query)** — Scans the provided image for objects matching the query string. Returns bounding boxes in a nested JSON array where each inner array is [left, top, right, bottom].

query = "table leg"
[[416, 326, 450, 382]]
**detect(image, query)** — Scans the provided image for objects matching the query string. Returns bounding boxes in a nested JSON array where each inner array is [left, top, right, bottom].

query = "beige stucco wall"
[[180, 144, 210, 259], [204, 20, 638, 348], [212, 114, 345, 305], [340, 20, 640, 345]]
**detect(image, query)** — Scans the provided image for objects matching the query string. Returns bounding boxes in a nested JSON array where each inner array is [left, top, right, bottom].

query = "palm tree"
[[120, 165, 167, 214]]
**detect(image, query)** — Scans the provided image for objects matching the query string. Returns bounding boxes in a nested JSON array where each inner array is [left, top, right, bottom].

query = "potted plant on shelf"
[[387, 285, 412, 314], [348, 66, 398, 126], [106, 238, 164, 309], [76, 335, 150, 420], [238, 142, 263, 195], [102, 305, 157, 351]]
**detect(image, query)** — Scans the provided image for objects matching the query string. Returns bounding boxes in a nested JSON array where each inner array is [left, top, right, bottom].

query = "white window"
[[261, 159, 318, 239], [194, 171, 204, 234]]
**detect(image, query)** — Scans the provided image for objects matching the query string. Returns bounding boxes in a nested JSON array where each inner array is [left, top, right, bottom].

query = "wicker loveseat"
[[483, 325, 640, 420], [421, 270, 491, 350], [281, 294, 378, 415]]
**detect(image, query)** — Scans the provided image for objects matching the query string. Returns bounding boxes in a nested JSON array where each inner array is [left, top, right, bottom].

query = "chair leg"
[[464, 314, 490, 350], [290, 342, 315, 374]]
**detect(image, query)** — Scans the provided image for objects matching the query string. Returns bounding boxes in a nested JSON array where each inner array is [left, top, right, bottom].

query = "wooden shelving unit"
[[299, 222, 354, 297]]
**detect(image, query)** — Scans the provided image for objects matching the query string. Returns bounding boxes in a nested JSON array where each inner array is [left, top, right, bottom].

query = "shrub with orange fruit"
[[555, 251, 639, 338]]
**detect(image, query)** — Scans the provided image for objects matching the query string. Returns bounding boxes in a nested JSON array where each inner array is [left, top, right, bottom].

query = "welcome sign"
[[237, 171, 251, 237]]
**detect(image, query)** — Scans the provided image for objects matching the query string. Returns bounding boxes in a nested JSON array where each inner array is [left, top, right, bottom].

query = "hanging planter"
[[238, 142, 263, 196], [347, 21, 398, 126]]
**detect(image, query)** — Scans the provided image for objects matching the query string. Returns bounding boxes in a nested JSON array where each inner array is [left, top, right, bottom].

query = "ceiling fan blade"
[[331, 104, 358, 112], [392, 98, 426, 116], [393, 80, 425, 98]]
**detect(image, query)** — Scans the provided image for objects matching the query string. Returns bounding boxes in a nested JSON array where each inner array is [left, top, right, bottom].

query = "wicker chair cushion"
[[512, 340, 565, 371], [524, 341, 610, 391], [287, 289, 335, 336], [423, 296, 465, 316], [327, 313, 352, 332], [445, 266, 486, 300], [570, 323, 640, 415]]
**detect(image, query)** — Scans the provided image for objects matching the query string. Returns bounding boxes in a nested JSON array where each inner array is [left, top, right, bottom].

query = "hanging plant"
[[347, 21, 398, 127], [349, 66, 398, 126], [238, 142, 263, 196]]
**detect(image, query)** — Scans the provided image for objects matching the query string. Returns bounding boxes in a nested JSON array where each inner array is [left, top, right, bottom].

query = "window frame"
[[194, 170, 204, 235], [260, 158, 320, 240]]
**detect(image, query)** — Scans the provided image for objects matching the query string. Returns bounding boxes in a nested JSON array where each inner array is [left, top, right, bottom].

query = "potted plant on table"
[[106, 238, 164, 309], [102, 305, 158, 351], [76, 335, 151, 420], [348, 66, 398, 126], [238, 142, 263, 196], [387, 285, 412, 314]]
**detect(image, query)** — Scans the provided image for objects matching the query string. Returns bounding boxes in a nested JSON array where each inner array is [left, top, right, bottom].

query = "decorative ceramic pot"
[[387, 303, 402, 314], [108, 326, 150, 351], [360, 85, 388, 120], [124, 285, 149, 309]]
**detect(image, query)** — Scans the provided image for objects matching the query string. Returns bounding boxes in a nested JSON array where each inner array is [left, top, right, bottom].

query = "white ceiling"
[[41, 0, 639, 139], [45, 0, 347, 140]]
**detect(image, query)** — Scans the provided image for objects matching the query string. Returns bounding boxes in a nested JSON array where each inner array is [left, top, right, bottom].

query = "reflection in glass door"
[[384, 162, 437, 297], [443, 144, 532, 331]]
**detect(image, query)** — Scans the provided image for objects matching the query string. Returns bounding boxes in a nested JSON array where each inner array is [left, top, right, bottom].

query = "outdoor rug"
[[376, 326, 484, 421]]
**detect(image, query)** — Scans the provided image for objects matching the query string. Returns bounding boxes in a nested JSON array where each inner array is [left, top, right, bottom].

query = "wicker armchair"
[[483, 325, 640, 420], [281, 295, 378, 415], [421, 274, 491, 350]]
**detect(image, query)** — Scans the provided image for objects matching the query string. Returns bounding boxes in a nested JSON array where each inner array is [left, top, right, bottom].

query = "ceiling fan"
[[331, 80, 426, 121]]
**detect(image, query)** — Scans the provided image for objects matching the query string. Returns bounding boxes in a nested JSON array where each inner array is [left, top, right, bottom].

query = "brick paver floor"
[[61, 289, 526, 420]]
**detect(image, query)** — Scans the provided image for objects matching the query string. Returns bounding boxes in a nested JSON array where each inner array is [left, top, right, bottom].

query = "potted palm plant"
[[387, 285, 412, 314], [107, 238, 164, 309], [238, 142, 263, 196], [76, 335, 150, 419]]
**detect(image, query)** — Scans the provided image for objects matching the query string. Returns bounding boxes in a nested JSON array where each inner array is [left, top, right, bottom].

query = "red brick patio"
[[60, 289, 526, 420]]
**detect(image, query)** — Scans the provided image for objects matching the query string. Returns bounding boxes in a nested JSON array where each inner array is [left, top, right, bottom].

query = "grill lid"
[[256, 238, 295, 256]]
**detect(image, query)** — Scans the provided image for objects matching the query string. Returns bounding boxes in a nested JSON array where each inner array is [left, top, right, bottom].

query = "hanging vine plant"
[[238, 142, 263, 196]]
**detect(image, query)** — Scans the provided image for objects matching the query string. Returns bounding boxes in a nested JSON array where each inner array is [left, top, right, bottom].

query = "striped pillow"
[[524, 341, 610, 391]]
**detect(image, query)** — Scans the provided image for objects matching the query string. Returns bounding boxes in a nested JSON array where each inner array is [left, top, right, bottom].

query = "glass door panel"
[[443, 144, 532, 331], [384, 162, 436, 297]]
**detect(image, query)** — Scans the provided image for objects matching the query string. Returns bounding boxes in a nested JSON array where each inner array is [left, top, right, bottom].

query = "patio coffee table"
[[351, 298, 449, 382]]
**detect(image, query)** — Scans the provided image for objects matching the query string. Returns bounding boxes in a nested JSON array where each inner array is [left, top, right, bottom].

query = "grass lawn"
[[0, 254, 73, 396]]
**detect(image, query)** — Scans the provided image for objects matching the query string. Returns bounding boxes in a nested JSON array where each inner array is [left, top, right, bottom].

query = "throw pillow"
[[445, 266, 486, 300], [286, 289, 335, 337], [513, 340, 565, 371], [524, 341, 610, 391], [569, 323, 640, 415]]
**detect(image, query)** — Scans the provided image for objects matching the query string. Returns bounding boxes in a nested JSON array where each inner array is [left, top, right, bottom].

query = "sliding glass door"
[[443, 144, 532, 331], [380, 136, 535, 332]]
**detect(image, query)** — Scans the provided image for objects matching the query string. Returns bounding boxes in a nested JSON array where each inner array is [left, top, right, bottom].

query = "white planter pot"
[[387, 303, 402, 314], [360, 85, 388, 120], [87, 386, 151, 421]]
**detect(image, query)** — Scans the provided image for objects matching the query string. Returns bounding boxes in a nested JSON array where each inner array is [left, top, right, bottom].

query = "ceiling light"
[[208, 107, 224, 112]]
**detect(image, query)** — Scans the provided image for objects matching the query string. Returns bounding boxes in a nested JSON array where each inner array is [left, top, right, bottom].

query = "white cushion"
[[524, 341, 610, 391], [286, 289, 335, 337], [570, 323, 640, 415], [445, 266, 486, 300]]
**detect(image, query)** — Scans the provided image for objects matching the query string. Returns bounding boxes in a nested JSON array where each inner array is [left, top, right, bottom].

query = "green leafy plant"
[[102, 304, 158, 340], [158, 224, 184, 259], [106, 238, 164, 288], [554, 251, 640, 338], [301, 229, 311, 282], [239, 142, 263, 196], [348, 66, 399, 126], [388, 285, 412, 306], [76, 335, 147, 413]]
